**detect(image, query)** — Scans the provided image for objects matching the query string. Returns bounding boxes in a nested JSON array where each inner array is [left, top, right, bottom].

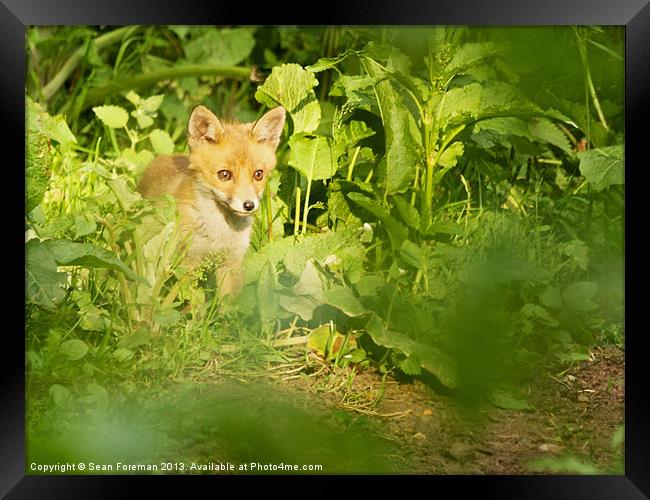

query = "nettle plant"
[[313, 37, 579, 233], [235, 27, 623, 389]]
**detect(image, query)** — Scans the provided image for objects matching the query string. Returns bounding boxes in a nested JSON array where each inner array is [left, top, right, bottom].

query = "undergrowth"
[[25, 25, 624, 473]]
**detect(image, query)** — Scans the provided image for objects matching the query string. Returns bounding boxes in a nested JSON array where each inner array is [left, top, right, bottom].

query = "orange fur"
[[137, 105, 286, 295]]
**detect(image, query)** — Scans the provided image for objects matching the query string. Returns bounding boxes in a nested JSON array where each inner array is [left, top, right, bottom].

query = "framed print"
[[4, 0, 649, 497]]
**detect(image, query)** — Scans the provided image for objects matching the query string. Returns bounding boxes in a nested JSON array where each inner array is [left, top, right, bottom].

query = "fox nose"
[[243, 200, 255, 212]]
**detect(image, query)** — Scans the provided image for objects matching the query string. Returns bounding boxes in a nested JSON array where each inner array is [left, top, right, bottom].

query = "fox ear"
[[251, 107, 286, 150], [188, 105, 225, 148]]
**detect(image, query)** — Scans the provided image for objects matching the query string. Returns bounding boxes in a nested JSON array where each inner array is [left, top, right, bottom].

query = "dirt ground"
[[276, 344, 624, 474]]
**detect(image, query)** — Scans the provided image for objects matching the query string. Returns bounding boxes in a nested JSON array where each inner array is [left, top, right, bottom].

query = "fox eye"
[[217, 170, 232, 181], [254, 169, 264, 181]]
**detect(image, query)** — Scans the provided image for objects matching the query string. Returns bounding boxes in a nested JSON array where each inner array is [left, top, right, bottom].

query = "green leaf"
[[132, 110, 154, 129], [329, 75, 380, 113], [346, 193, 407, 253], [464, 65, 496, 83], [306, 324, 333, 355], [397, 354, 422, 376], [255, 63, 321, 133], [392, 196, 421, 231], [334, 120, 376, 147], [79, 305, 106, 331], [364, 62, 422, 195], [474, 117, 530, 137], [257, 261, 280, 325], [278, 294, 321, 322], [245, 227, 365, 284], [542, 93, 608, 145], [41, 113, 77, 146], [562, 281, 598, 311], [125, 90, 141, 105], [107, 178, 142, 212], [430, 141, 465, 188], [27, 351, 43, 372], [141, 94, 165, 113], [562, 239, 589, 271], [127, 90, 163, 128], [25, 239, 68, 310], [292, 260, 325, 296], [438, 83, 483, 126], [119, 148, 155, 172], [149, 129, 175, 155], [362, 42, 412, 74], [137, 220, 177, 302], [443, 42, 498, 79], [288, 134, 343, 181], [153, 307, 182, 328], [428, 279, 448, 300], [355, 274, 386, 296], [93, 105, 129, 128], [565, 351, 590, 362], [327, 183, 357, 225], [437, 141, 464, 168], [472, 117, 531, 148], [307, 49, 358, 73], [399, 240, 427, 270], [86, 382, 109, 408], [578, 145, 624, 191], [42, 238, 144, 283], [539, 286, 563, 309], [278, 261, 324, 321], [359, 220, 374, 242], [49, 384, 73, 407], [520, 303, 559, 327], [426, 221, 464, 236], [346, 348, 368, 364], [528, 117, 572, 153], [315, 100, 337, 136], [26, 97, 78, 212], [27, 97, 76, 147], [118, 328, 151, 349], [74, 215, 97, 238], [306, 324, 356, 360], [113, 348, 135, 362], [42, 115, 77, 148], [478, 81, 542, 119], [322, 287, 367, 317], [444, 82, 544, 129], [59, 339, 89, 361], [183, 28, 255, 66], [365, 314, 455, 388]]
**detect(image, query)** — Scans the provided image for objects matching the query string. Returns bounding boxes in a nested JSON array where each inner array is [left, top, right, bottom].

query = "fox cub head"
[[187, 105, 286, 215]]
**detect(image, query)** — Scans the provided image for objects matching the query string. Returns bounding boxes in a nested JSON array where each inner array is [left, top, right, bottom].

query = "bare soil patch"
[[277, 345, 624, 474]]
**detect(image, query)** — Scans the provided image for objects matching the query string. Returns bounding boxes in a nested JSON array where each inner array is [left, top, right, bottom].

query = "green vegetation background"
[[25, 26, 624, 474]]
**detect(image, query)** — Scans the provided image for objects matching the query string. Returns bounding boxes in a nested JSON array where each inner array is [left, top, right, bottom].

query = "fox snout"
[[232, 184, 262, 214], [209, 184, 262, 215], [227, 195, 260, 215]]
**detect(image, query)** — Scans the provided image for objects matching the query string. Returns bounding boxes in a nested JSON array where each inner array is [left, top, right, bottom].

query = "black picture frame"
[[5, 1, 648, 497]]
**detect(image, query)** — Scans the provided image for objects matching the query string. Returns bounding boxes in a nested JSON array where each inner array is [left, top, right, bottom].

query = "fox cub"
[[137, 105, 286, 295]]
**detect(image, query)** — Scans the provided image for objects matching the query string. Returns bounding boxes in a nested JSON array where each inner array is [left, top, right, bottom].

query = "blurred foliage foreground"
[[25, 26, 624, 473]]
